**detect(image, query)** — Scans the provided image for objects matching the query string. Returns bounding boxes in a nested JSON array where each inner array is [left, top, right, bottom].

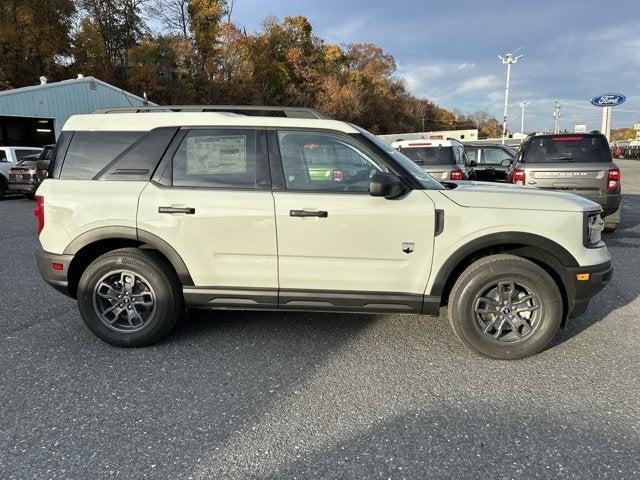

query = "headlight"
[[584, 211, 605, 247]]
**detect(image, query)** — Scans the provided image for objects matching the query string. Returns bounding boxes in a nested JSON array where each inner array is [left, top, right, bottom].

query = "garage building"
[[0, 75, 154, 146]]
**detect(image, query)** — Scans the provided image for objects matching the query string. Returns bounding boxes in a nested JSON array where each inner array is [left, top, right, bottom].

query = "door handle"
[[289, 209, 328, 218], [158, 206, 196, 214]]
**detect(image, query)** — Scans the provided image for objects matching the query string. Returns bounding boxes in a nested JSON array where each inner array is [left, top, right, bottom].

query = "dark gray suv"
[[510, 133, 621, 231]]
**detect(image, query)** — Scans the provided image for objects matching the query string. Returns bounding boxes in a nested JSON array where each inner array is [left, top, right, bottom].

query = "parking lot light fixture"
[[498, 52, 523, 144]]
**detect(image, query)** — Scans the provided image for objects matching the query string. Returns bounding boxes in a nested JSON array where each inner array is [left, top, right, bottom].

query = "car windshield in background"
[[353, 127, 444, 190], [398, 146, 454, 165], [526, 135, 610, 163]]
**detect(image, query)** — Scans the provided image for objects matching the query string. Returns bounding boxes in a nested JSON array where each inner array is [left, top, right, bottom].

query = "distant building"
[[0, 75, 154, 146], [378, 129, 479, 145], [634, 123, 640, 141]]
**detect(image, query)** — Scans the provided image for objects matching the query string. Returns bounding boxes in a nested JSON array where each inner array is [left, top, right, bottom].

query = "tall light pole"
[[520, 101, 530, 135], [498, 52, 523, 144], [553, 101, 561, 134]]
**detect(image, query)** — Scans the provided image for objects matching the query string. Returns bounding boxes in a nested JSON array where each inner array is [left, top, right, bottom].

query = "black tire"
[[24, 193, 35, 200], [604, 223, 618, 233], [448, 254, 563, 360], [77, 248, 184, 347], [0, 178, 6, 200]]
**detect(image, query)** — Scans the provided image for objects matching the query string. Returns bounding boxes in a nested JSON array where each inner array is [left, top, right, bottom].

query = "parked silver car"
[[510, 133, 621, 231]]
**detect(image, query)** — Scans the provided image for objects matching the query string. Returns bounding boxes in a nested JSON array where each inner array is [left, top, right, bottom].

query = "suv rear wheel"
[[77, 248, 183, 347], [448, 254, 563, 360]]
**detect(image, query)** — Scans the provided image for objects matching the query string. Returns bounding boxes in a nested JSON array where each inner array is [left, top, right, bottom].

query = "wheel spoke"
[[128, 308, 144, 327], [493, 318, 507, 339], [482, 319, 497, 334], [474, 296, 499, 314], [131, 292, 154, 307], [97, 282, 120, 301], [506, 317, 523, 339]]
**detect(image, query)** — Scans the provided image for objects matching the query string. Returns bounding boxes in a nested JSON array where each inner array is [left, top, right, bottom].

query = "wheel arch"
[[65, 227, 193, 298], [431, 232, 577, 321]]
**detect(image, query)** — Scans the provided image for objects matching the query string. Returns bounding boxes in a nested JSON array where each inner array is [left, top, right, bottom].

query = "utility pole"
[[498, 52, 523, 144], [520, 101, 530, 135], [553, 101, 561, 133]]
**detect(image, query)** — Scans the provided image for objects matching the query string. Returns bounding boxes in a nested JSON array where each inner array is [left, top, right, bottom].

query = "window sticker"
[[185, 135, 247, 175]]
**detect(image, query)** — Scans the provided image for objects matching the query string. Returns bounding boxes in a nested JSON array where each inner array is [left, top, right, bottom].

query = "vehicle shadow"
[[553, 192, 640, 346], [252, 407, 639, 479]]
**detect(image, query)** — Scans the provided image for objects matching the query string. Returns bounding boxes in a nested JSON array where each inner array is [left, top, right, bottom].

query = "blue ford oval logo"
[[591, 93, 626, 107]]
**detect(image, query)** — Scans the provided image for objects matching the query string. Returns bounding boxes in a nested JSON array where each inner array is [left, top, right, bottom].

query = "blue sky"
[[232, 0, 640, 131]]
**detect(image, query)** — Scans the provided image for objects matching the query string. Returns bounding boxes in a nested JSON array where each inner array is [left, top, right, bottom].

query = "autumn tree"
[[0, 0, 75, 87]]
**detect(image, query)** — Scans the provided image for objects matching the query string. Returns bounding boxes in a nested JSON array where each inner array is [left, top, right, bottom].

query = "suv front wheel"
[[448, 254, 563, 360], [77, 248, 183, 347]]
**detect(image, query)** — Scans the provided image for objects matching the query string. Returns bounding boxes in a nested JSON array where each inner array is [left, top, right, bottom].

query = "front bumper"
[[36, 247, 74, 298], [567, 260, 613, 318]]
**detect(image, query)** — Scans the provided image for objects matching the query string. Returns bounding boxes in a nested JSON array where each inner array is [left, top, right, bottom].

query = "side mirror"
[[501, 159, 512, 167], [369, 172, 406, 199], [467, 160, 478, 167]]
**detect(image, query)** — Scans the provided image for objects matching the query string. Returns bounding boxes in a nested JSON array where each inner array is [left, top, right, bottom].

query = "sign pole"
[[600, 107, 612, 142]]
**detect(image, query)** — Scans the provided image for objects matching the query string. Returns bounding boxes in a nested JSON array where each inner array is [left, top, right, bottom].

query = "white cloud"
[[454, 62, 476, 73]]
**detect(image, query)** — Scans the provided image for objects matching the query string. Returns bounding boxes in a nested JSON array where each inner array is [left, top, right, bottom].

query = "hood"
[[441, 181, 600, 212]]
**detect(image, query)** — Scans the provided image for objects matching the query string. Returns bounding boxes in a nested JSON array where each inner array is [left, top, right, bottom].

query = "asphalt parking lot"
[[1, 161, 639, 479]]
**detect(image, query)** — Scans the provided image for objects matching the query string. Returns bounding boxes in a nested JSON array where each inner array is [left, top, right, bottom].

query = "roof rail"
[[91, 105, 333, 120]]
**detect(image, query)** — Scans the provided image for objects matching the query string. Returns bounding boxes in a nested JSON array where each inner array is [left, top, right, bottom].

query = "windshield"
[[353, 127, 444, 190], [397, 146, 454, 166], [525, 135, 611, 163]]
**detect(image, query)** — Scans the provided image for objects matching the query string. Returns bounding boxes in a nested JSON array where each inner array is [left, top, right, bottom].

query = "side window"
[[465, 148, 478, 162], [0, 150, 7, 162], [172, 129, 257, 188], [483, 148, 512, 164], [60, 131, 144, 180], [277, 131, 383, 192]]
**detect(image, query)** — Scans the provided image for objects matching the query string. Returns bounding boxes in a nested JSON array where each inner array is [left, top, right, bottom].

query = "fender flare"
[[64, 226, 194, 286], [429, 231, 579, 297]]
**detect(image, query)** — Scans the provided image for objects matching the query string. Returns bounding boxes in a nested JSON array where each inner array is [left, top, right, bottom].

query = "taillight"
[[449, 169, 464, 181], [511, 167, 526, 185], [607, 168, 620, 192], [34, 195, 44, 235]]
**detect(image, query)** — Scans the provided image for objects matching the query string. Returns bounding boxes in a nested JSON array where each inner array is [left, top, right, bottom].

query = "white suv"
[[391, 137, 471, 181], [35, 106, 612, 359]]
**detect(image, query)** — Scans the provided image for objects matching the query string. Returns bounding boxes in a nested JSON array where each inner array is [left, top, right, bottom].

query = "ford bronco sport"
[[510, 132, 621, 232], [35, 106, 612, 359]]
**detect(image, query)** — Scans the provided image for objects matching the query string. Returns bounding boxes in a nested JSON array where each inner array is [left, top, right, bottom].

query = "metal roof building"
[[0, 76, 155, 139]]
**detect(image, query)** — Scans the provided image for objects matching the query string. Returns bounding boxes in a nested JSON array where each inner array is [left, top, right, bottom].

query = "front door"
[[271, 130, 436, 312]]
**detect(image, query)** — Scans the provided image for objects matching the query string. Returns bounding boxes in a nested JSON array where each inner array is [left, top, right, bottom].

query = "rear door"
[[137, 128, 278, 305], [271, 130, 435, 311]]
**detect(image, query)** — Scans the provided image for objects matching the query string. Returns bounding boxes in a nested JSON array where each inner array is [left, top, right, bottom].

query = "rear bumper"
[[9, 182, 38, 193], [36, 247, 74, 298], [567, 260, 613, 318]]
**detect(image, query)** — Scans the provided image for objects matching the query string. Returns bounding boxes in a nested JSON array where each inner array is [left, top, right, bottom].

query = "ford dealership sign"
[[591, 93, 626, 107]]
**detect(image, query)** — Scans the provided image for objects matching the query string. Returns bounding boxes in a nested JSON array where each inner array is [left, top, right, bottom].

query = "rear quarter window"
[[60, 131, 144, 180]]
